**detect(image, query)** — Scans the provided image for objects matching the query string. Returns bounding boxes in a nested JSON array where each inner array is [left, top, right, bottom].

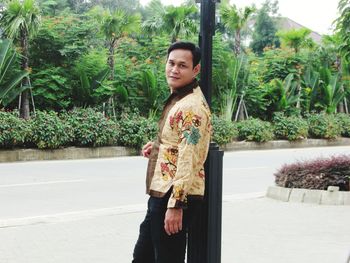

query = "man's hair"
[[167, 41, 201, 68]]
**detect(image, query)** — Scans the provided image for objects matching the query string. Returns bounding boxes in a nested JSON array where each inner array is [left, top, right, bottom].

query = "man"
[[132, 41, 211, 263]]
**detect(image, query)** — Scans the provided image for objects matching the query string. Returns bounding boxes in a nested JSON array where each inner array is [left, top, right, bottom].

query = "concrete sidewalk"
[[0, 195, 349, 263]]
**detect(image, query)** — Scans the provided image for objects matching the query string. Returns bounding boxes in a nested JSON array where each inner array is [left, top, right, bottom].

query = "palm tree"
[[277, 28, 312, 53], [100, 9, 140, 80], [0, 0, 41, 119], [0, 39, 29, 108], [142, 5, 198, 43], [220, 3, 255, 55]]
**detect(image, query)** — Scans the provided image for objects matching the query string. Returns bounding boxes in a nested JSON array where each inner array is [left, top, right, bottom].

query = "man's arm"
[[164, 106, 211, 234]]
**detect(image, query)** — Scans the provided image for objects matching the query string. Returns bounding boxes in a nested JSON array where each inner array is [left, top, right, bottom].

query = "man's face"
[[165, 49, 200, 91]]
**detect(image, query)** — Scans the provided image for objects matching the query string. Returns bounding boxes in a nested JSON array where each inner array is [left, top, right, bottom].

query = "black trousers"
[[132, 192, 201, 263]]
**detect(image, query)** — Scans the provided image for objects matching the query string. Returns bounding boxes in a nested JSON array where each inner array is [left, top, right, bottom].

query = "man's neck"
[[170, 79, 198, 94]]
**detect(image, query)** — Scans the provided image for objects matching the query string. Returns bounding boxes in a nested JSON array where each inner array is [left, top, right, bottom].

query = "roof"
[[276, 17, 322, 43]]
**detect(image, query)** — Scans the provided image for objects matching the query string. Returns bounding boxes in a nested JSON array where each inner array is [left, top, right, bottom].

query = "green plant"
[[307, 113, 342, 139], [335, 113, 350, 137], [273, 112, 308, 141], [267, 73, 299, 113], [0, 39, 29, 108], [116, 111, 157, 149], [31, 67, 71, 110], [212, 115, 238, 145], [0, 110, 30, 148], [61, 108, 118, 147], [236, 118, 274, 142], [30, 110, 73, 149], [317, 67, 345, 114]]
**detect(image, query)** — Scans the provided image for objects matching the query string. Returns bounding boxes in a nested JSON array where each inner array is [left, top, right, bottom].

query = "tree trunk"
[[234, 29, 241, 56], [171, 34, 177, 43], [20, 30, 30, 120], [107, 39, 115, 80], [337, 57, 345, 113]]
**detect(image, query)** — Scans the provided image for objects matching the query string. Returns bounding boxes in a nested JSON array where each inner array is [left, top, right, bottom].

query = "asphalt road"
[[0, 145, 349, 220]]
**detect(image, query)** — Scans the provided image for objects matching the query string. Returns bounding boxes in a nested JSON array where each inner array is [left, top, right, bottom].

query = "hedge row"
[[213, 112, 350, 145], [1, 110, 350, 149], [0, 109, 157, 150]]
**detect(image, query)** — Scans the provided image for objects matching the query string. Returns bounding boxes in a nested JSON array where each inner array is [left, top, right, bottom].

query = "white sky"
[[139, 0, 340, 35]]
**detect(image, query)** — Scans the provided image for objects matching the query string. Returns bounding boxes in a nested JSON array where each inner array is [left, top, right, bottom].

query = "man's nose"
[[171, 66, 179, 73]]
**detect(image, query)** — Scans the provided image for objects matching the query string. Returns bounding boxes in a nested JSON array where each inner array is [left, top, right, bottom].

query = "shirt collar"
[[171, 79, 198, 97]]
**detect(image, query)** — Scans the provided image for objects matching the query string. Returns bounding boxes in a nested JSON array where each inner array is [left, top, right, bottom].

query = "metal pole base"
[[188, 142, 224, 263]]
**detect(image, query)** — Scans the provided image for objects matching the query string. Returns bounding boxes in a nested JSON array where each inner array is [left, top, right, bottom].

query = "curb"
[[0, 138, 350, 163], [223, 138, 350, 151], [266, 186, 350, 205], [0, 146, 138, 163]]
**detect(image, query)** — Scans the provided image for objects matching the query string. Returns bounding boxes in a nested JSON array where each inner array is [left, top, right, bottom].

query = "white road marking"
[[225, 167, 271, 171], [0, 180, 85, 188]]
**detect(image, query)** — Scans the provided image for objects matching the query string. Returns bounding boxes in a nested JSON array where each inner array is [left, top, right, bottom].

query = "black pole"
[[198, 0, 216, 106], [187, 0, 223, 263]]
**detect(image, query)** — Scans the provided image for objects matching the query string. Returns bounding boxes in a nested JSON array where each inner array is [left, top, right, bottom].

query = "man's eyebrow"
[[168, 59, 188, 64]]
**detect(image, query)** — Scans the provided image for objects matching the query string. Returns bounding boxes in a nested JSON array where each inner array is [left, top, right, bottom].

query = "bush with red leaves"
[[274, 155, 350, 191]]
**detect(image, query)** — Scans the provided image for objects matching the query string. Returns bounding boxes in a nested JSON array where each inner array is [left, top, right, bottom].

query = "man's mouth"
[[169, 76, 180, 80]]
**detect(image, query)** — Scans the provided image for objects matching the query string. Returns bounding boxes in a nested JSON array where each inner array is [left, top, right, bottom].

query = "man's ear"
[[193, 63, 201, 77]]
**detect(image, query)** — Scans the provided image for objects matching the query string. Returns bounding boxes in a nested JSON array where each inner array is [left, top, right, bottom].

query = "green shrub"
[[335, 113, 350, 137], [275, 155, 350, 191], [30, 111, 73, 149], [236, 118, 274, 142], [212, 115, 238, 145], [61, 108, 118, 147], [272, 112, 308, 141], [117, 111, 157, 149], [0, 111, 30, 148], [307, 113, 342, 139]]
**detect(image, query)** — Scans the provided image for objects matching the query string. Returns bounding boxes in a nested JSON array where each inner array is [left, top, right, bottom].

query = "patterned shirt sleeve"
[[167, 105, 210, 208]]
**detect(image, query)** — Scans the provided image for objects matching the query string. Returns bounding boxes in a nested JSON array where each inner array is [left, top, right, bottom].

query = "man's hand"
[[142, 141, 153, 158], [164, 208, 183, 235]]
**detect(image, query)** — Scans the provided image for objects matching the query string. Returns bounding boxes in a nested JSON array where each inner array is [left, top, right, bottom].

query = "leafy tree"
[[28, 14, 102, 110], [142, 5, 198, 43], [250, 0, 280, 55], [335, 0, 350, 61], [37, 0, 69, 16], [0, 0, 41, 119], [220, 3, 255, 55], [277, 28, 313, 53], [31, 14, 101, 68]]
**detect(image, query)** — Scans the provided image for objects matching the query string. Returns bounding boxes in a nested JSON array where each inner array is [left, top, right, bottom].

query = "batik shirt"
[[146, 80, 212, 208]]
